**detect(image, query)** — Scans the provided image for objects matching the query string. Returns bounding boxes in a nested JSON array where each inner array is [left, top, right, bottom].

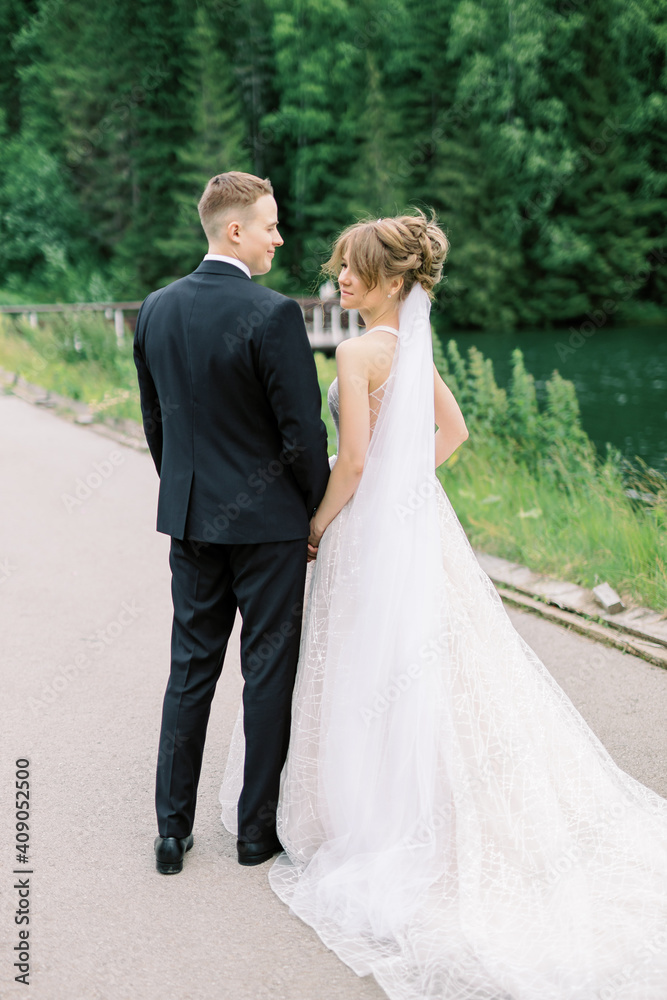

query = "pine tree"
[[156, 5, 250, 281], [0, 0, 31, 134], [0, 124, 82, 292], [14, 0, 193, 291], [0, 0, 664, 318], [259, 0, 366, 289]]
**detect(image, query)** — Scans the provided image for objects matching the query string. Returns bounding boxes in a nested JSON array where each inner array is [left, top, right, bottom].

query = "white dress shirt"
[[203, 253, 251, 279]]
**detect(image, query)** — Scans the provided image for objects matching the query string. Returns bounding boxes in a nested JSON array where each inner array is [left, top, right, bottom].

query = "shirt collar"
[[203, 254, 251, 279]]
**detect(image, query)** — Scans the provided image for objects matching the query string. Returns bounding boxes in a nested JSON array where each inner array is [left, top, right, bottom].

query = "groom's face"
[[237, 195, 284, 276]]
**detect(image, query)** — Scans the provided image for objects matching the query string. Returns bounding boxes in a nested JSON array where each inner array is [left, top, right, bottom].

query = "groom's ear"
[[227, 219, 242, 244]]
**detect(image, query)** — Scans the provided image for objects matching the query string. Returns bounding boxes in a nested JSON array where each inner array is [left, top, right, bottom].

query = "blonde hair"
[[198, 171, 273, 240], [323, 210, 449, 300]]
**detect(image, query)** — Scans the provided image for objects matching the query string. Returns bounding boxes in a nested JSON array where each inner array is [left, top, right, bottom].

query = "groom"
[[134, 171, 330, 873]]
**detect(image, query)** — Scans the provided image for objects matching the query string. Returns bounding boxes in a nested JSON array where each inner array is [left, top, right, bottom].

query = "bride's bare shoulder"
[[334, 339, 367, 393], [335, 336, 368, 371], [335, 336, 363, 357], [336, 331, 393, 372], [336, 334, 395, 393]]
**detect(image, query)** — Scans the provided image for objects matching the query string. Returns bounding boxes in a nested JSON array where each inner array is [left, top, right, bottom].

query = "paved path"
[[1, 393, 666, 1000]]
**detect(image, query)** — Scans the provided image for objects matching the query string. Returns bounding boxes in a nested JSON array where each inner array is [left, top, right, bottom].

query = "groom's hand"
[[307, 541, 319, 563], [307, 516, 324, 561]]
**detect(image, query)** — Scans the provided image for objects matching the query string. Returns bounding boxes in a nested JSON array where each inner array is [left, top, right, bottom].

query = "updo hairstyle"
[[323, 210, 449, 301]]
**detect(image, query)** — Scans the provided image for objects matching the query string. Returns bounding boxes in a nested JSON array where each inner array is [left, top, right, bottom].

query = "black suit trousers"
[[156, 536, 308, 842]]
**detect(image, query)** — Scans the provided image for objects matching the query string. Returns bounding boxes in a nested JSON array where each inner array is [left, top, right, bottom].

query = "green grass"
[[440, 443, 667, 611], [1, 316, 663, 610], [314, 351, 338, 453], [0, 314, 140, 422]]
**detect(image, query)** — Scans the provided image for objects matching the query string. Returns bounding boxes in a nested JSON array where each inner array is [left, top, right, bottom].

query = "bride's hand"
[[307, 517, 325, 560], [307, 542, 319, 563]]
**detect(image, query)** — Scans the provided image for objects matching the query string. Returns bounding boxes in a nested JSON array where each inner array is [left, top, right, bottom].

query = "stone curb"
[[476, 552, 667, 669], [0, 367, 148, 452]]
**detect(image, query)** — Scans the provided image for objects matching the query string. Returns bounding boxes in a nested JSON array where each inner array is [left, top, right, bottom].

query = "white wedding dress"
[[221, 285, 667, 1000]]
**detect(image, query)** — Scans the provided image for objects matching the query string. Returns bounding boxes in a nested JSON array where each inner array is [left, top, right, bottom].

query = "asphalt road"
[[1, 392, 666, 1000]]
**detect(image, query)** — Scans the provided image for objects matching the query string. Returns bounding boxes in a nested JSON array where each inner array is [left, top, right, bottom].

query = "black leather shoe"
[[237, 836, 282, 867], [154, 834, 194, 874]]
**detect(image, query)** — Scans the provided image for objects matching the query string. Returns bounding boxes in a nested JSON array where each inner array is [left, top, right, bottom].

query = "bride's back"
[[329, 327, 398, 440], [359, 327, 398, 395]]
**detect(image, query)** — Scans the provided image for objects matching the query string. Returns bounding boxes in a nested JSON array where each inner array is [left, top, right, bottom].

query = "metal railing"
[[0, 297, 361, 349]]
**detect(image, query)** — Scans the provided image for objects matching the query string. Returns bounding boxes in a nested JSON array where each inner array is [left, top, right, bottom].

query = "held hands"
[[307, 516, 325, 562]]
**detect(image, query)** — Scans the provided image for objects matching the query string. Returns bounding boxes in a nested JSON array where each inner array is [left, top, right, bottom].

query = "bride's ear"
[[388, 277, 404, 299]]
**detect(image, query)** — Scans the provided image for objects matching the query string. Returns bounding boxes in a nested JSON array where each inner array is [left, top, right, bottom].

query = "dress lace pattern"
[[221, 310, 667, 1000], [328, 374, 388, 439]]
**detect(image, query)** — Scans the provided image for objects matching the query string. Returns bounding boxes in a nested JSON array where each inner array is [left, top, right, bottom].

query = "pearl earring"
[[387, 293, 391, 298]]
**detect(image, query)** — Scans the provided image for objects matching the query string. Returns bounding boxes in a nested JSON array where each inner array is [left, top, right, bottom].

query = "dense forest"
[[0, 0, 665, 329]]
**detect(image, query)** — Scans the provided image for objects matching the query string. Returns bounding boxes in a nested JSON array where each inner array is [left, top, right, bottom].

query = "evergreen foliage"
[[0, 0, 664, 327], [435, 338, 598, 483]]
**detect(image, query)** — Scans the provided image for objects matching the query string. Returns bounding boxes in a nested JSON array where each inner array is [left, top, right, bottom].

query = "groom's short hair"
[[198, 171, 273, 239]]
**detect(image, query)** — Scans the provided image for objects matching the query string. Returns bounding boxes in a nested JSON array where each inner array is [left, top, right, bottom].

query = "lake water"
[[445, 325, 667, 475]]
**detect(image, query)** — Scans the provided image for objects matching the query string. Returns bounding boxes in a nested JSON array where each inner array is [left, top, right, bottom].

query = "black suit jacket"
[[133, 260, 330, 543]]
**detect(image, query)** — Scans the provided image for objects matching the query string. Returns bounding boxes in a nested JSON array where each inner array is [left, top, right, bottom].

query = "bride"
[[221, 212, 667, 999]]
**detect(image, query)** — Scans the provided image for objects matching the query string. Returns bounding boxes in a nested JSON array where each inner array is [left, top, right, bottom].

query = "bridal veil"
[[222, 284, 667, 999]]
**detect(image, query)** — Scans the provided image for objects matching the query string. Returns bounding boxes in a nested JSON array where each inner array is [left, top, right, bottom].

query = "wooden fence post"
[[114, 309, 125, 343], [313, 305, 324, 338], [331, 305, 342, 344]]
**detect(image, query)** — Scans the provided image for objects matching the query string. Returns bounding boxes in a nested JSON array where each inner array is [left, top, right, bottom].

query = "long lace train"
[[221, 286, 667, 1000]]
